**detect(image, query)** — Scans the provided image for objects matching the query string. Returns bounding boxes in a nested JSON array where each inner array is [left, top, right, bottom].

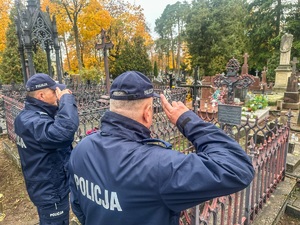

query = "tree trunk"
[[73, 21, 83, 70], [62, 34, 71, 71], [176, 19, 181, 76], [276, 0, 281, 36]]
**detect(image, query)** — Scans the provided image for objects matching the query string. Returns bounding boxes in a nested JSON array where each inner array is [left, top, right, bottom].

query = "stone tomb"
[[241, 107, 270, 125]]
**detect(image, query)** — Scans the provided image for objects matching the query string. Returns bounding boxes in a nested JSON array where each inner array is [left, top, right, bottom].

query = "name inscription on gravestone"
[[218, 104, 242, 125]]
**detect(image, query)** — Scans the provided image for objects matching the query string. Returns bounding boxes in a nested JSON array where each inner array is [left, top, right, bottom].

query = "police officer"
[[69, 71, 254, 225], [14, 73, 79, 225]]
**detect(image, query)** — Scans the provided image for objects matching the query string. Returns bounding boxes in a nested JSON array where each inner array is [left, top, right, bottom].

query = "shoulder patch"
[[139, 138, 172, 149], [16, 135, 27, 148], [36, 111, 48, 116]]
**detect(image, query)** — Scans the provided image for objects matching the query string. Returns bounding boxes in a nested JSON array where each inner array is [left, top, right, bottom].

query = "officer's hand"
[[56, 87, 72, 100], [160, 94, 189, 125]]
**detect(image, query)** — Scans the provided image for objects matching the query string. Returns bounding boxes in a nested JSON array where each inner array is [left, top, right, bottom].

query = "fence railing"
[[0, 87, 290, 225]]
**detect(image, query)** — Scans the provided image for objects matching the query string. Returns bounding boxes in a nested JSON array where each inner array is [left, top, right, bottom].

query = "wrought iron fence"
[[0, 86, 290, 225]]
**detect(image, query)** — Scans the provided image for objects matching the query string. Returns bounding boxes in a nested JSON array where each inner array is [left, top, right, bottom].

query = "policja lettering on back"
[[74, 174, 122, 211]]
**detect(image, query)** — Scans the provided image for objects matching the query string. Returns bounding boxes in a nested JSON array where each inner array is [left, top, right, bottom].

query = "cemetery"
[[0, 0, 300, 225], [1, 48, 300, 225]]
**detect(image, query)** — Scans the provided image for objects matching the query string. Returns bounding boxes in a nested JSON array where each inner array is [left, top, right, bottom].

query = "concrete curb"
[[286, 204, 300, 219], [252, 176, 297, 225]]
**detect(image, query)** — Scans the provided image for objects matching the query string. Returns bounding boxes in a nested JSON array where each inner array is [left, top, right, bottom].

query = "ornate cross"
[[95, 29, 114, 93], [213, 58, 254, 104]]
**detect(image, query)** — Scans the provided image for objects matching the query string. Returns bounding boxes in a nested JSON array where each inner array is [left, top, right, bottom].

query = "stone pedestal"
[[282, 92, 300, 110], [283, 102, 300, 110], [273, 66, 292, 91], [283, 92, 299, 103]]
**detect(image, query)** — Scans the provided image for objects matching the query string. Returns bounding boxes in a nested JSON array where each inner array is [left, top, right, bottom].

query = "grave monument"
[[213, 58, 254, 104], [235, 53, 251, 101], [15, 0, 63, 83], [283, 57, 300, 109], [274, 33, 294, 91]]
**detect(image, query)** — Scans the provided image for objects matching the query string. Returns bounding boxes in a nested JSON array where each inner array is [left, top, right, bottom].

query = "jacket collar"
[[25, 96, 58, 118], [100, 111, 151, 141]]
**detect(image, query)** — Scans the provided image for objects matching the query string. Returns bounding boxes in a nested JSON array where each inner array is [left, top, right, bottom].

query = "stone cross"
[[95, 29, 114, 93], [255, 69, 259, 77], [291, 57, 299, 75], [241, 53, 249, 75]]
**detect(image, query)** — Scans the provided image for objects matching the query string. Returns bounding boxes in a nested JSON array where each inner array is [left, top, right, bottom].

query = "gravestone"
[[241, 53, 249, 75], [198, 76, 215, 113], [260, 67, 272, 94], [283, 57, 300, 109], [200, 76, 214, 99], [274, 33, 293, 91], [235, 53, 250, 101], [248, 71, 261, 93]]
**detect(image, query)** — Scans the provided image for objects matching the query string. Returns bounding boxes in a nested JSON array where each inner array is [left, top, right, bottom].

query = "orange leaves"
[[41, 0, 72, 34], [0, 0, 12, 53], [0, 0, 153, 73], [80, 0, 111, 41]]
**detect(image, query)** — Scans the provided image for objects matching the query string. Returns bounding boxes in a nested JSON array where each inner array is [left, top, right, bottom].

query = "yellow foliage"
[[0, 0, 12, 53], [65, 49, 79, 73], [41, 0, 153, 72], [41, 0, 72, 34], [181, 42, 192, 71], [80, 0, 111, 42]]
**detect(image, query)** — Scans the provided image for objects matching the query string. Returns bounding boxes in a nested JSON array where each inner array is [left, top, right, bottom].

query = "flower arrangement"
[[243, 93, 268, 112], [209, 87, 226, 106]]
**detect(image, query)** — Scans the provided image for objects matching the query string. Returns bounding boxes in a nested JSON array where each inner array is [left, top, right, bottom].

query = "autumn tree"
[[155, 1, 190, 76], [185, 0, 248, 75], [0, 18, 23, 84], [245, 0, 300, 82], [111, 36, 152, 77], [0, 0, 12, 54], [43, 0, 152, 76], [41, 0, 73, 72], [246, 0, 286, 81], [285, 0, 300, 58], [153, 61, 158, 77], [48, 0, 90, 71], [103, 0, 152, 74]]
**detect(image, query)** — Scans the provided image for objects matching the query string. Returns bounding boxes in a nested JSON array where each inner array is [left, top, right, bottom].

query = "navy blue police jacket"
[[69, 110, 254, 225], [14, 95, 79, 206]]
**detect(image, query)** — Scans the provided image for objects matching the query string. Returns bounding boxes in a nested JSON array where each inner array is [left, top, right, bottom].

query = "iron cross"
[[95, 29, 114, 93]]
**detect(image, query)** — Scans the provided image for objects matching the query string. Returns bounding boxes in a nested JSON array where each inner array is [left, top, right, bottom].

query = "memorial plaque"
[[218, 104, 242, 125]]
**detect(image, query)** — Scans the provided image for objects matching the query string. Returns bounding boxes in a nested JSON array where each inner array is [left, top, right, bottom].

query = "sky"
[[127, 0, 191, 38]]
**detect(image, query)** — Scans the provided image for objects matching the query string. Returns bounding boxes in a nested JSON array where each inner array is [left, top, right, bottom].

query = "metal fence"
[[181, 110, 290, 225], [0, 85, 290, 225]]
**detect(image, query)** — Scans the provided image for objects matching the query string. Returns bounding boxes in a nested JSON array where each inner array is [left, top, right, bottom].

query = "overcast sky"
[[127, 0, 191, 38]]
